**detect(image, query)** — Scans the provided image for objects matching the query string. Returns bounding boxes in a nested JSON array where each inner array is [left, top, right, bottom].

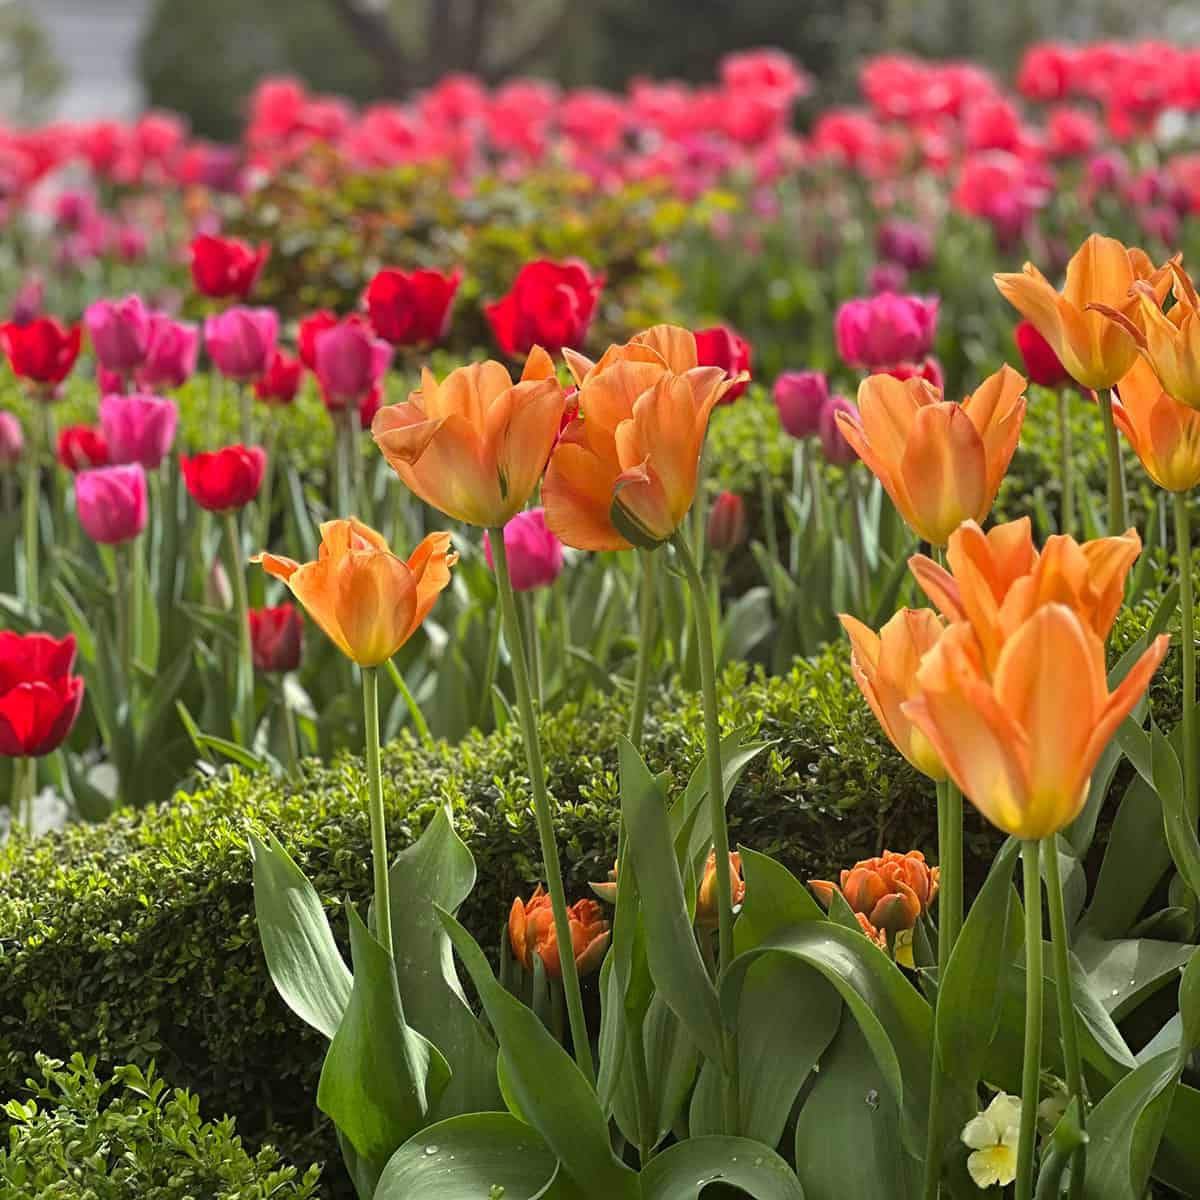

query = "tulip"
[[99, 393, 177, 470], [883, 357, 945, 390], [297, 310, 338, 370], [836, 365, 1027, 545], [249, 604, 303, 673], [136, 314, 198, 390], [696, 850, 745, 928], [253, 520, 456, 666], [313, 319, 392, 410], [9, 275, 43, 326], [773, 370, 827, 439], [485, 258, 604, 356], [483, 508, 564, 591], [839, 608, 948, 780], [1013, 321, 1070, 388], [0, 317, 82, 389], [508, 885, 611, 979], [365, 266, 461, 346], [0, 411, 22, 468], [75, 463, 148, 545], [84, 295, 150, 377], [868, 262, 908, 295], [877, 218, 934, 271], [372, 348, 565, 528], [57, 425, 109, 472], [811, 849, 939, 936], [0, 631, 85, 758], [180, 444, 266, 512], [204, 307, 278, 381], [1111, 357, 1200, 493], [707, 491, 747, 553], [189, 234, 269, 300], [834, 293, 938, 369], [992, 233, 1169, 390], [818, 394, 859, 466], [695, 325, 752, 403], [254, 349, 304, 406], [855, 912, 888, 951]]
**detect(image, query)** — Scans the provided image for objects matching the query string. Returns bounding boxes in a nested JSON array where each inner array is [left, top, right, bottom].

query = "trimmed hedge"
[[0, 599, 1179, 1196]]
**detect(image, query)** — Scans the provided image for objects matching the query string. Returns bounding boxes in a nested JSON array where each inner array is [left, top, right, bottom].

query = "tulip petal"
[[543, 429, 630, 551], [334, 551, 418, 666], [899, 403, 988, 544]]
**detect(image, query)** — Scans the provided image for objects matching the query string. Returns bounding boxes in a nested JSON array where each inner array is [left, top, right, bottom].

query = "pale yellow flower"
[[962, 1092, 1022, 1189]]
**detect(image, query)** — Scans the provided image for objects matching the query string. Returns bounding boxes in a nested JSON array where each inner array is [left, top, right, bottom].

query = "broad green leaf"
[[734, 845, 826, 954], [1075, 932, 1194, 1020], [1151, 728, 1200, 900], [643, 995, 699, 1143], [719, 585, 773, 665], [439, 910, 640, 1200], [318, 906, 451, 1171], [250, 831, 351, 1040], [641, 1135, 805, 1199], [1157, 1082, 1200, 1193]]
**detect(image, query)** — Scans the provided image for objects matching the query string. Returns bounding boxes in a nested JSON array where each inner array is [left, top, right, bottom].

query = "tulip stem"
[[279, 676, 301, 779], [1043, 837, 1086, 1200], [361, 665, 395, 959], [258, 421, 278, 557], [478, 604, 501, 730], [522, 591, 543, 710], [1098, 390, 1127, 534], [759, 463, 779, 570], [490, 527, 595, 1085], [22, 434, 38, 620], [223, 510, 254, 745], [1017, 839, 1044, 1200], [628, 550, 658, 748], [1174, 492, 1197, 827], [239, 383, 253, 447], [114, 542, 133, 687], [672, 529, 739, 1136], [334, 408, 355, 521], [1058, 387, 1074, 536], [847, 467, 869, 613]]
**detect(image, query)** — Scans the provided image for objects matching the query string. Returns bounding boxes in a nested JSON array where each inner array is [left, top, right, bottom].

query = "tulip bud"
[[204, 307, 278, 381], [508, 886, 611, 979], [773, 370, 828, 439], [696, 850, 745, 928], [189, 234, 268, 300], [0, 411, 22, 468], [100, 393, 178, 470], [137, 314, 199, 391], [57, 425, 109, 472], [75, 464, 148, 545], [254, 349, 304, 406], [834, 293, 938, 370], [1014, 321, 1070, 388], [707, 491, 747, 553], [84, 294, 151, 376], [249, 604, 303, 673], [876, 218, 934, 271], [0, 631, 85, 757], [868, 262, 908, 295], [818, 395, 859, 466], [695, 325, 753, 403], [313, 319, 392, 411], [484, 508, 565, 592], [181, 444, 266, 512]]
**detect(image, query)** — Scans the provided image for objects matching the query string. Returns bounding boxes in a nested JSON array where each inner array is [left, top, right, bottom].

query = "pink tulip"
[[876, 219, 933, 271], [313, 319, 392, 411], [774, 371, 828, 440], [834, 293, 938, 370], [484, 508, 564, 592], [819, 395, 859, 467], [84, 294, 151, 376], [75, 463, 148, 545], [0, 411, 22, 467], [204, 307, 278, 381], [137, 314, 198, 390], [100, 393, 178, 470], [868, 262, 908, 295]]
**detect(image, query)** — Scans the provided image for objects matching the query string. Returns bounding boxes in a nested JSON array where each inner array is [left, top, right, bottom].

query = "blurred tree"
[[0, 1, 63, 124]]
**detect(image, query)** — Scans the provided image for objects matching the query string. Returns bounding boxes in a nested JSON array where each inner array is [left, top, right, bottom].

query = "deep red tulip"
[[0, 631, 85, 758], [57, 425, 109, 472], [180, 444, 266, 512], [249, 604, 303, 673], [365, 267, 461, 346], [254, 349, 304, 406], [695, 325, 752, 404], [1014, 320, 1070, 388], [485, 259, 603, 356], [707, 491, 747, 552], [774, 371, 828, 439], [1, 317, 82, 388], [189, 234, 269, 300]]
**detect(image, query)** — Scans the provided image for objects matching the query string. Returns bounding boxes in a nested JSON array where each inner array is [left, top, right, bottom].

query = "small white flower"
[[962, 1092, 1022, 1189]]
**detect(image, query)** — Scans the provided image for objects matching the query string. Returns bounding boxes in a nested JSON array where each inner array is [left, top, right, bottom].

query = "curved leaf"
[[734, 846, 826, 955], [640, 1135, 804, 1199]]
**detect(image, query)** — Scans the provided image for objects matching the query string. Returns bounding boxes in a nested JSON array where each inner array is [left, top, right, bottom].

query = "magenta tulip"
[[100, 393, 178, 470], [834, 293, 938, 370], [819, 395, 859, 466], [313, 319, 392, 411], [75, 463, 148, 545], [773, 371, 828, 439], [137, 314, 199, 390], [204, 307, 278, 381], [484, 508, 564, 592], [84, 295, 151, 377]]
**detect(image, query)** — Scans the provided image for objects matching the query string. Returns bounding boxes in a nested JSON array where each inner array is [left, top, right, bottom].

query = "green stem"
[[1017, 840, 1044, 1200], [1098, 390, 1127, 534], [334, 408, 355, 520], [847, 467, 869, 612], [478, 603, 502, 729], [628, 550, 658, 747], [12, 757, 34, 834], [239, 382, 253, 447], [626, 1009, 657, 1166], [932, 546, 963, 960], [1058, 388, 1074, 535], [362, 666, 394, 959], [806, 445, 824, 540], [385, 657, 433, 748], [223, 509, 254, 745], [115, 542, 132, 687], [490, 528, 595, 1084], [672, 529, 739, 1136], [692, 442, 710, 566], [522, 591, 543, 710], [1043, 838, 1086, 1200], [760, 465, 779, 568], [22, 432, 38, 619], [258, 421, 278, 556], [1175, 492, 1197, 827], [279, 677, 301, 779]]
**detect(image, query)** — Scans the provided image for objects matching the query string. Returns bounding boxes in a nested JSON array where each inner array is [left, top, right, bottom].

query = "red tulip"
[[189, 234, 269, 300], [254, 349, 304, 406], [365, 267, 461, 346], [297, 310, 338, 370], [707, 491, 747, 552], [57, 425, 109, 472], [1, 317, 82, 388], [249, 604, 303, 673], [485, 258, 604, 356], [180, 444, 266, 512], [695, 325, 753, 403], [313, 319, 392, 411], [774, 371, 828, 439], [1014, 320, 1071, 388], [0, 631, 85, 758]]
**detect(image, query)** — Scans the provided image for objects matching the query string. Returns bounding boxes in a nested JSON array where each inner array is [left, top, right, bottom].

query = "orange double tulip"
[[508, 886, 611, 979], [253, 519, 456, 666], [834, 365, 1027, 546], [371, 348, 566, 527], [543, 324, 740, 550], [993, 233, 1170, 391], [1111, 356, 1200, 493]]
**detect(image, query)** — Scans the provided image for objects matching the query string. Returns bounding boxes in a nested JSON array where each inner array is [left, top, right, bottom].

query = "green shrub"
[[0, 1053, 320, 1200]]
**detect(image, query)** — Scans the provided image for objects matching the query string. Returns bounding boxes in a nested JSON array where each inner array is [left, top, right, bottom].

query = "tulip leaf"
[[643, 993, 701, 1144], [1156, 1082, 1200, 1193], [619, 735, 725, 1069], [793, 1015, 920, 1200], [640, 1135, 805, 1199], [375, 1112, 584, 1200], [317, 905, 451, 1171], [250, 830, 351, 1040], [1034, 1099, 1087, 1200], [1151, 727, 1200, 900], [733, 845, 826, 954], [1074, 933, 1194, 1021], [438, 909, 640, 1200]]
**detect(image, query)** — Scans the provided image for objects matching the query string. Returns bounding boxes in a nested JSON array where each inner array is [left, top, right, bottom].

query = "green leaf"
[[438, 910, 640, 1200], [249, 831, 351, 1041], [1151, 727, 1200, 900], [619, 736, 725, 1068], [640, 1135, 805, 1199], [719, 586, 773, 665], [1034, 1099, 1087, 1200], [1075, 933, 1194, 1020], [375, 1112, 583, 1200], [318, 906, 451, 1171], [733, 846, 826, 954], [642, 994, 700, 1145]]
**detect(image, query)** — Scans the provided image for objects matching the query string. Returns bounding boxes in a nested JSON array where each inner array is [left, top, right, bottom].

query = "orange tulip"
[[993, 233, 1170, 391], [253, 519, 455, 666], [839, 608, 948, 781], [696, 850, 745, 929], [909, 516, 1141, 671], [811, 849, 939, 935], [835, 365, 1027, 546], [371, 347, 565, 527], [1111, 356, 1200, 493], [903, 608, 1168, 839], [544, 324, 739, 550], [508, 885, 611, 979]]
